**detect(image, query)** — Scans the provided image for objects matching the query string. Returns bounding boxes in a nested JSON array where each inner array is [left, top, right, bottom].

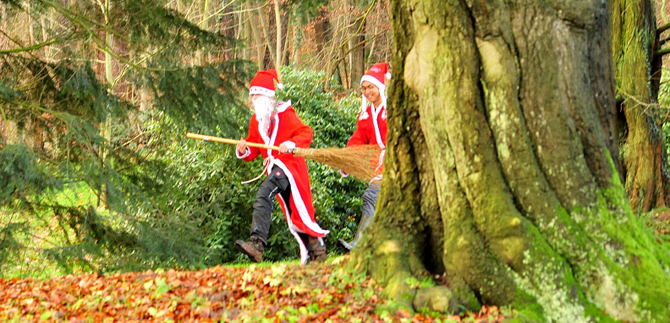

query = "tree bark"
[[349, 1, 366, 86], [351, 0, 670, 321], [611, 0, 670, 213]]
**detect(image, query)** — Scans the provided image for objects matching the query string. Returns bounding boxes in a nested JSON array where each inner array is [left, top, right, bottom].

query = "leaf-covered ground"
[[0, 256, 509, 322]]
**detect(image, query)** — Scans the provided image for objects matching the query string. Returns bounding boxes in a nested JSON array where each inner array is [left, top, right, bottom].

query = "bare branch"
[[654, 46, 670, 58], [658, 22, 670, 35]]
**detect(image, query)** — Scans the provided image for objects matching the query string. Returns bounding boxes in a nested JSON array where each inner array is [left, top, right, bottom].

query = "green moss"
[[509, 289, 546, 323], [554, 151, 670, 322], [511, 230, 591, 323]]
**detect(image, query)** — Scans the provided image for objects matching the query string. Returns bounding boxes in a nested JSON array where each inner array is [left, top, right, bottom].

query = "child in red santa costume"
[[338, 62, 390, 251], [235, 69, 329, 265]]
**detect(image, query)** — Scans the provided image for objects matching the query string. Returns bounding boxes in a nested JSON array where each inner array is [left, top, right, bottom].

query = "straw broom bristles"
[[294, 145, 383, 182], [186, 133, 383, 182]]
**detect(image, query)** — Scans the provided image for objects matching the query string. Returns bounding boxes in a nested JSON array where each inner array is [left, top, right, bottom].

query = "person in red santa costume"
[[338, 62, 389, 251], [235, 69, 329, 265]]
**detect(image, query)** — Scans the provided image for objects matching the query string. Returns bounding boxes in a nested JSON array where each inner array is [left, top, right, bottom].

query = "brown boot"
[[306, 236, 327, 263], [235, 236, 264, 263]]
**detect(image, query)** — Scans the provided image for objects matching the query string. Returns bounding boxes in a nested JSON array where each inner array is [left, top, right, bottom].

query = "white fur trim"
[[249, 86, 275, 97], [262, 104, 328, 236], [282, 141, 296, 150], [275, 100, 291, 113], [276, 83, 284, 90], [276, 195, 310, 265], [340, 170, 349, 178], [236, 147, 251, 159], [360, 75, 386, 94], [361, 95, 368, 113], [376, 149, 386, 172], [385, 72, 391, 80], [258, 117, 271, 147], [261, 101, 291, 153], [371, 104, 386, 149], [273, 159, 330, 236], [265, 114, 280, 169]]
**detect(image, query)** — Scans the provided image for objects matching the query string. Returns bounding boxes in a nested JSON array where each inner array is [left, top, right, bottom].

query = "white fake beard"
[[252, 96, 275, 133]]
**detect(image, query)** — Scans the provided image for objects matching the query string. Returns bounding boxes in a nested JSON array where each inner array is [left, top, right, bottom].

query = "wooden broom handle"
[[186, 133, 280, 151]]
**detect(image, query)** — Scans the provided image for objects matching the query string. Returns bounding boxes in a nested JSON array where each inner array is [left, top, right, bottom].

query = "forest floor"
[[0, 255, 509, 323], [1, 210, 667, 323]]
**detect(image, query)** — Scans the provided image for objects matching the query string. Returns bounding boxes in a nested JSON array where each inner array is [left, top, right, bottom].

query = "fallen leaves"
[[0, 257, 509, 322]]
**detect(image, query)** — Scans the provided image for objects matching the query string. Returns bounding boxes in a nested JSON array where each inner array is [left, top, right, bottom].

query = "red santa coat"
[[237, 101, 329, 264], [347, 103, 387, 148], [347, 103, 387, 176]]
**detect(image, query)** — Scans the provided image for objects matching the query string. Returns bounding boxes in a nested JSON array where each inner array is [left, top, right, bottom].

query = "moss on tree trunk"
[[611, 0, 670, 213], [350, 0, 670, 322]]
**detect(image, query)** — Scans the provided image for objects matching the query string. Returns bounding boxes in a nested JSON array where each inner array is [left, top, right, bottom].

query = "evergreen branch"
[[121, 131, 150, 147], [38, 0, 132, 44], [0, 37, 62, 54], [9, 100, 59, 115], [0, 103, 7, 122], [212, 2, 266, 18], [86, 32, 179, 74], [203, 0, 263, 24]]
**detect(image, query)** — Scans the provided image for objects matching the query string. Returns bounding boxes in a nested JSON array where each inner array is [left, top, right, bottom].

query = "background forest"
[[1, 0, 670, 283], [0, 0, 391, 278]]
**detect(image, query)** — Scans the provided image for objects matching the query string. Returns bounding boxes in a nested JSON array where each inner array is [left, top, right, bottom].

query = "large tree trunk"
[[350, 0, 670, 321], [611, 0, 670, 214]]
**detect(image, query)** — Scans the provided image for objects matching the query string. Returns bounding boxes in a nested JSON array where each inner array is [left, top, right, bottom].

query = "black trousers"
[[250, 166, 291, 244]]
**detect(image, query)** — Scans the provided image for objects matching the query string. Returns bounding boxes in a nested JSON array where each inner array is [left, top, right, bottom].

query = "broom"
[[186, 133, 382, 182]]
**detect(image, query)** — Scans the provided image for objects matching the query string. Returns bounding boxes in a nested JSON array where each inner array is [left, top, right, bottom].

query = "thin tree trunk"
[[611, 0, 670, 213], [351, 0, 670, 321], [349, 10, 365, 87], [201, 0, 211, 30], [368, 26, 377, 65], [325, 13, 346, 87], [313, 6, 330, 56], [248, 1, 264, 68], [292, 22, 300, 67], [237, 7, 246, 60], [257, 3, 276, 69], [273, 0, 282, 74], [99, 0, 114, 207], [282, 17, 291, 67]]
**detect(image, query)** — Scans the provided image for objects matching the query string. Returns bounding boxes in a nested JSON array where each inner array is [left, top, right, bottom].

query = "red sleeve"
[[241, 117, 261, 161], [286, 109, 313, 148], [347, 117, 369, 147]]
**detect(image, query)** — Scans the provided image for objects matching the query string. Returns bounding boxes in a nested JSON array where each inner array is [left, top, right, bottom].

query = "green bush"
[[0, 66, 368, 277], [277, 68, 367, 251], [145, 67, 367, 266]]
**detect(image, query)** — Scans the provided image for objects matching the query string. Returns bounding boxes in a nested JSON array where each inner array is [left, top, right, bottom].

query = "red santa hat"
[[360, 62, 391, 93], [249, 69, 283, 97]]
